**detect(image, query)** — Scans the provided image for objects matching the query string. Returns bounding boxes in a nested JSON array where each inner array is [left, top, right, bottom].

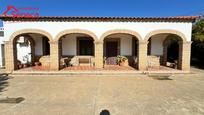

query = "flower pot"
[[124, 60, 129, 66], [117, 55, 128, 66], [119, 61, 125, 66]]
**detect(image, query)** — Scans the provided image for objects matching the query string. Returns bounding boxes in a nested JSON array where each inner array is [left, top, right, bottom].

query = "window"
[[77, 37, 94, 56]]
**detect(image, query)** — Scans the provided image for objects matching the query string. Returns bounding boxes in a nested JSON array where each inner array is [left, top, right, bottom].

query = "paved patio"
[[16, 65, 181, 73], [0, 68, 204, 115], [17, 65, 137, 71]]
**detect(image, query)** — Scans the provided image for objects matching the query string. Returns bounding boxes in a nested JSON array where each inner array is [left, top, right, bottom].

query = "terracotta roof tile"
[[0, 15, 199, 22]]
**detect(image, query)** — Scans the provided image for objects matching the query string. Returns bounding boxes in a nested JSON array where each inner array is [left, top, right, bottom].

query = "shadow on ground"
[[148, 74, 173, 80], [100, 109, 110, 115], [152, 77, 173, 80], [0, 74, 10, 95]]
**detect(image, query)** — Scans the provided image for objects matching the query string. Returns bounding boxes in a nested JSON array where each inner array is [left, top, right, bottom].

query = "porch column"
[[138, 41, 148, 71], [94, 41, 104, 68], [162, 44, 168, 66], [4, 41, 15, 73], [179, 41, 191, 71], [50, 41, 60, 71]]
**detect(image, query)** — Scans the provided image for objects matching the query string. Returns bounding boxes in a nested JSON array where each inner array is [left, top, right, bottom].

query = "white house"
[[0, 16, 198, 73]]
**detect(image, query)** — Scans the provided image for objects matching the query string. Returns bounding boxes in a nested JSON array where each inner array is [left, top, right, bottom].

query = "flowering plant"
[[116, 55, 127, 64]]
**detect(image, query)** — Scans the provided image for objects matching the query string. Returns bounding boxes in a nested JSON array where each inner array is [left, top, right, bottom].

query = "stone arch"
[[14, 35, 36, 68], [99, 29, 142, 42], [9, 29, 53, 42], [54, 29, 98, 41], [163, 34, 181, 46], [144, 29, 187, 42], [100, 29, 142, 69], [162, 34, 182, 69], [7, 29, 53, 71], [145, 30, 186, 70]]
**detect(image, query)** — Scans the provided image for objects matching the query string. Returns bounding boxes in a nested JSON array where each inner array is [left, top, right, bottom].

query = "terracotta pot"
[[119, 61, 125, 66]]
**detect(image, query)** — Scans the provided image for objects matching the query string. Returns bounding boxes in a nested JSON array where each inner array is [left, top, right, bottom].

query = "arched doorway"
[[15, 35, 34, 69], [12, 33, 50, 70], [146, 33, 183, 70], [165, 35, 180, 64], [57, 33, 95, 70], [101, 31, 141, 70]]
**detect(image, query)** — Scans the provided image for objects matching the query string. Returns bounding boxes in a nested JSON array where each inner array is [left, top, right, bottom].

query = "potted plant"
[[116, 55, 128, 66]]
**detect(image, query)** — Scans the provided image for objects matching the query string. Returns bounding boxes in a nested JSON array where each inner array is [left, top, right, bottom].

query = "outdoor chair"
[[147, 55, 160, 70], [78, 57, 91, 66], [77, 56, 94, 66]]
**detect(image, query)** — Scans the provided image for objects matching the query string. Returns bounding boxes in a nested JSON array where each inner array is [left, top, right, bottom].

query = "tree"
[[192, 19, 204, 67], [192, 19, 204, 42]]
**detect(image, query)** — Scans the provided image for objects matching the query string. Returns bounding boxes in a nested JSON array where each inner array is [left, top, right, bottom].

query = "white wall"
[[16, 43, 31, 64], [62, 34, 77, 55], [61, 33, 133, 56], [3, 21, 193, 42], [30, 34, 43, 55], [150, 34, 167, 56], [62, 34, 90, 56], [121, 37, 132, 55], [108, 34, 133, 55], [1, 20, 193, 63]]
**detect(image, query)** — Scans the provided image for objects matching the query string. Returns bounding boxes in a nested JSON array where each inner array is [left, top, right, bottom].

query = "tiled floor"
[[62, 65, 136, 71], [17, 65, 179, 72], [17, 66, 51, 71], [17, 65, 137, 71]]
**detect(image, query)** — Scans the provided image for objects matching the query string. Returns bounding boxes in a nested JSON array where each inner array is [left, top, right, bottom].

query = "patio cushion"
[[39, 55, 50, 67], [106, 57, 117, 65], [77, 56, 93, 66], [79, 58, 90, 63], [147, 55, 160, 68]]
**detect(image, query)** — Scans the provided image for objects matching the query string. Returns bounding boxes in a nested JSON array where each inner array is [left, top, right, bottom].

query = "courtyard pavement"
[[0, 68, 204, 115]]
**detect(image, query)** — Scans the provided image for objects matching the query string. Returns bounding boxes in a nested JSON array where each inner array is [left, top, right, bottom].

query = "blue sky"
[[0, 0, 204, 26], [1, 0, 204, 16]]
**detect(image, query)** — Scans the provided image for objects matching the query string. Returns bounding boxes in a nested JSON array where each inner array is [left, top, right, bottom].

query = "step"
[[10, 70, 145, 76]]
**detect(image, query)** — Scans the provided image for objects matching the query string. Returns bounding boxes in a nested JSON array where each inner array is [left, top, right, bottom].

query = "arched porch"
[[58, 33, 95, 70], [5, 29, 52, 72], [145, 30, 191, 72]]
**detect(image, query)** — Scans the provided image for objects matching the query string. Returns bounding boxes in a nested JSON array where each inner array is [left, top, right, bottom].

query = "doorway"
[[78, 38, 94, 56], [42, 37, 50, 55], [106, 41, 119, 57]]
